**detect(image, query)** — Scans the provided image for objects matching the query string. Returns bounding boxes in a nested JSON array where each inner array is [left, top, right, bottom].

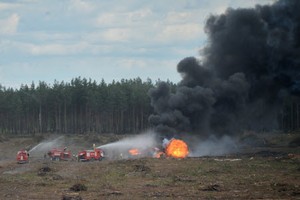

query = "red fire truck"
[[17, 150, 29, 164], [77, 148, 104, 162], [47, 148, 72, 161]]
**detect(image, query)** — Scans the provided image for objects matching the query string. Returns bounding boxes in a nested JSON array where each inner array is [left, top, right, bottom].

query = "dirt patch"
[[173, 175, 196, 183], [37, 166, 51, 176], [99, 190, 123, 196], [52, 174, 63, 180], [254, 150, 287, 157], [70, 183, 87, 192], [289, 137, 300, 147], [0, 135, 8, 143], [271, 182, 300, 197], [133, 164, 151, 173], [62, 194, 82, 200], [201, 184, 222, 191]]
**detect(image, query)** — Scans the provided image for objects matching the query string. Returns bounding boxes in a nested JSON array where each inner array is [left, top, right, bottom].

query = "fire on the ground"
[[128, 138, 189, 159], [165, 139, 189, 158]]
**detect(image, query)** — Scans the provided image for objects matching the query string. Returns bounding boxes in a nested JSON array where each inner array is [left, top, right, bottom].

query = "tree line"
[[0, 77, 176, 135], [0, 76, 298, 136], [279, 96, 300, 132]]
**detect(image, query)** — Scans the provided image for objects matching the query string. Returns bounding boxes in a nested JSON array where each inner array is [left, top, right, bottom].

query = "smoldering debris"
[[148, 0, 300, 137]]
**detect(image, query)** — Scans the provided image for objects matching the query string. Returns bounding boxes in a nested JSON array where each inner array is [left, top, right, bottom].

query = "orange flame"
[[129, 148, 140, 156], [165, 139, 189, 158]]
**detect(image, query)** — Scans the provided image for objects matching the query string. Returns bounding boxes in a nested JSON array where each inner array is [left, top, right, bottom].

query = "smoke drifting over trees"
[[149, 0, 300, 137]]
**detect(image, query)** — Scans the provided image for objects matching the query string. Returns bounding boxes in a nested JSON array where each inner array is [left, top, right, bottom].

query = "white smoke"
[[162, 138, 170, 148], [98, 131, 158, 159], [189, 135, 238, 157], [28, 136, 65, 156]]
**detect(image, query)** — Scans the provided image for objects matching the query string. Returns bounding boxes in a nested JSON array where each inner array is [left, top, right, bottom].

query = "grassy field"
[[0, 133, 299, 199]]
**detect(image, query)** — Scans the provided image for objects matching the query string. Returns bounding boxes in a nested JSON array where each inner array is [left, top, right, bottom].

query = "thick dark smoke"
[[149, 0, 300, 137]]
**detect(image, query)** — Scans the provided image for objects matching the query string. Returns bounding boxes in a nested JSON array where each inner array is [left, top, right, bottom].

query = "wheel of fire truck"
[[51, 157, 60, 161], [90, 158, 95, 162]]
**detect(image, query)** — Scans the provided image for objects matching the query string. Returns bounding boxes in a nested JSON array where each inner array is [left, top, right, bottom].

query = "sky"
[[0, 0, 275, 88]]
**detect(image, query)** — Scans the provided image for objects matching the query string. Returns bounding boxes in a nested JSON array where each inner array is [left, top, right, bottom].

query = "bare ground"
[[0, 133, 299, 200]]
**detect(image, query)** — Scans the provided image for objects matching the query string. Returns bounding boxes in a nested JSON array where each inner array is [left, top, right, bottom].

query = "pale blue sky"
[[0, 0, 274, 88]]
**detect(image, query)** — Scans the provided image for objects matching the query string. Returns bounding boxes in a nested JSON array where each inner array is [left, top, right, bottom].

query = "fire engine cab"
[[17, 150, 29, 164], [47, 148, 71, 161], [78, 148, 104, 162]]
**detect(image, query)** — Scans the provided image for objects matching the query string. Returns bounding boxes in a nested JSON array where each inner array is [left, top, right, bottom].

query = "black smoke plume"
[[149, 0, 300, 137]]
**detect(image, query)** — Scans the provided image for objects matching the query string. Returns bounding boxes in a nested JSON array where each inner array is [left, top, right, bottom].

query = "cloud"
[[30, 32, 80, 42], [95, 8, 153, 28], [0, 13, 20, 34], [1, 40, 91, 56], [102, 28, 131, 42], [93, 7, 208, 46], [28, 43, 87, 55], [68, 0, 94, 13], [0, 2, 21, 10], [1, 39, 126, 56], [155, 23, 204, 43], [118, 59, 147, 70], [164, 11, 199, 25]]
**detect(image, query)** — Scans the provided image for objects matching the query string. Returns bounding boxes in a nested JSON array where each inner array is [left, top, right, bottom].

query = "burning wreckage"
[[164, 138, 189, 159], [102, 137, 189, 160]]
